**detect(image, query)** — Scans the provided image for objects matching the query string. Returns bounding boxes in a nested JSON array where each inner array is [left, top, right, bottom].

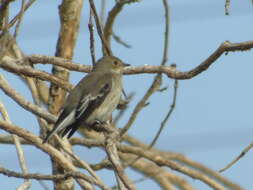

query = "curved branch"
[[26, 40, 253, 79], [118, 144, 243, 190], [103, 1, 125, 48], [0, 75, 57, 123], [0, 120, 109, 190], [1, 56, 73, 91]]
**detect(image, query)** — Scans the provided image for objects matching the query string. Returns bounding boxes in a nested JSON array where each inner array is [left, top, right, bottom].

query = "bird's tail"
[[43, 119, 69, 143], [42, 126, 58, 143], [43, 110, 76, 143]]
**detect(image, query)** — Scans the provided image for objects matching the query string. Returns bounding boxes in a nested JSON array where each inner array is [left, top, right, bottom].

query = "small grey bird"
[[43, 56, 129, 143]]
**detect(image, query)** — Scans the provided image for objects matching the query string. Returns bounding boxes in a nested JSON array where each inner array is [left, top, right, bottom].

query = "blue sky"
[[1, 0, 253, 189]]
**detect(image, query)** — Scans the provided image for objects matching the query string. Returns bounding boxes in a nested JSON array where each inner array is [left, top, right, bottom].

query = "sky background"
[[1, 0, 253, 189]]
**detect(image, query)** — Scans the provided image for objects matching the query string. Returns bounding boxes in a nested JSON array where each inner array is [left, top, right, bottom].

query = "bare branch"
[[120, 0, 170, 138], [88, 9, 96, 66], [119, 153, 195, 190], [119, 145, 241, 190], [0, 74, 57, 123], [0, 120, 99, 190], [125, 135, 243, 190], [0, 166, 100, 186], [7, 0, 36, 29], [28, 54, 91, 72], [105, 129, 136, 190], [104, 0, 138, 49], [89, 0, 111, 55], [150, 79, 178, 147], [112, 32, 131, 48], [0, 100, 31, 190], [1, 56, 73, 91], [219, 141, 253, 173], [120, 74, 162, 136], [13, 0, 26, 38], [225, 0, 230, 15], [26, 39, 253, 80], [55, 136, 109, 190], [26, 40, 253, 80], [0, 134, 30, 144]]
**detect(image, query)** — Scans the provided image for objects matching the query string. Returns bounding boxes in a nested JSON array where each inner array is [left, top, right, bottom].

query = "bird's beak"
[[123, 63, 130, 67]]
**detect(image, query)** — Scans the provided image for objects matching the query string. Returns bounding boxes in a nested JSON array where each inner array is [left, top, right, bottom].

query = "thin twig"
[[0, 100, 31, 190], [219, 141, 253, 173], [13, 0, 26, 38], [7, 0, 36, 29], [112, 32, 131, 48], [0, 0, 10, 31], [0, 166, 97, 184], [104, 0, 137, 49], [225, 0, 230, 15], [114, 93, 134, 125], [150, 79, 178, 147], [25, 39, 253, 78], [0, 120, 99, 190], [88, 0, 111, 56], [100, 0, 106, 25], [120, 74, 162, 136], [55, 136, 109, 190], [119, 145, 234, 190], [88, 8, 96, 66], [105, 129, 136, 190], [122, 0, 170, 166], [27, 54, 91, 72], [0, 74, 57, 123], [1, 56, 73, 90], [120, 0, 170, 137], [38, 181, 50, 190]]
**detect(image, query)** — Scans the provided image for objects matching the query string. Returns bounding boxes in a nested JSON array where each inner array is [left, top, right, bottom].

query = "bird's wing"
[[61, 74, 112, 138], [76, 83, 110, 119], [43, 72, 105, 143]]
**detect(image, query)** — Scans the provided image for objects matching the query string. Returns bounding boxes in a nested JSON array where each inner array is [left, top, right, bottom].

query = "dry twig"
[[219, 141, 253, 173], [89, 0, 111, 55], [0, 74, 56, 123], [0, 100, 31, 190]]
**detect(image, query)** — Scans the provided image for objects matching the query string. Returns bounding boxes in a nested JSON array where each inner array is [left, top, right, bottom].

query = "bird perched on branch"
[[43, 56, 129, 143]]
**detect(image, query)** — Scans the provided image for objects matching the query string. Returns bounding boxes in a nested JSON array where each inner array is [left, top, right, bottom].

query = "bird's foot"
[[91, 120, 108, 132]]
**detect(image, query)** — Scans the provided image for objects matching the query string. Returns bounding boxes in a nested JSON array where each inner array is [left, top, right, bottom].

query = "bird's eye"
[[113, 61, 119, 65]]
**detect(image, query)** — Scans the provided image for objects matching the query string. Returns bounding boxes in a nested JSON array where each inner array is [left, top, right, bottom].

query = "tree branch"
[[0, 120, 107, 190], [1, 56, 73, 91], [25, 40, 253, 80], [0, 74, 56, 123]]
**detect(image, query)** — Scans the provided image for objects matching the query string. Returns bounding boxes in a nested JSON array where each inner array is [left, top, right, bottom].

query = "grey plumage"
[[43, 56, 129, 143]]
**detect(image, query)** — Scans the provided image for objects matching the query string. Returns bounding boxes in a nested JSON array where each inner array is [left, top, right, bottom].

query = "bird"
[[43, 56, 129, 143]]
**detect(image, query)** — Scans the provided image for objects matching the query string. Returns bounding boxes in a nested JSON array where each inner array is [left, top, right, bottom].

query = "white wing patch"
[[56, 110, 76, 132], [76, 94, 92, 119], [43, 110, 76, 142]]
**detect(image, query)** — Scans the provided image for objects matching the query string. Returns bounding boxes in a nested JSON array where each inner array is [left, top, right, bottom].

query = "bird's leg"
[[90, 120, 115, 134], [91, 119, 108, 132]]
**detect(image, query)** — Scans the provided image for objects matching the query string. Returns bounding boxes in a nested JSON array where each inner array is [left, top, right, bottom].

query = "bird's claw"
[[92, 120, 107, 132]]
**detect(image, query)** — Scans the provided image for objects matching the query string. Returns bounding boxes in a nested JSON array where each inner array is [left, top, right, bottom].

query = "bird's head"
[[93, 56, 130, 74]]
